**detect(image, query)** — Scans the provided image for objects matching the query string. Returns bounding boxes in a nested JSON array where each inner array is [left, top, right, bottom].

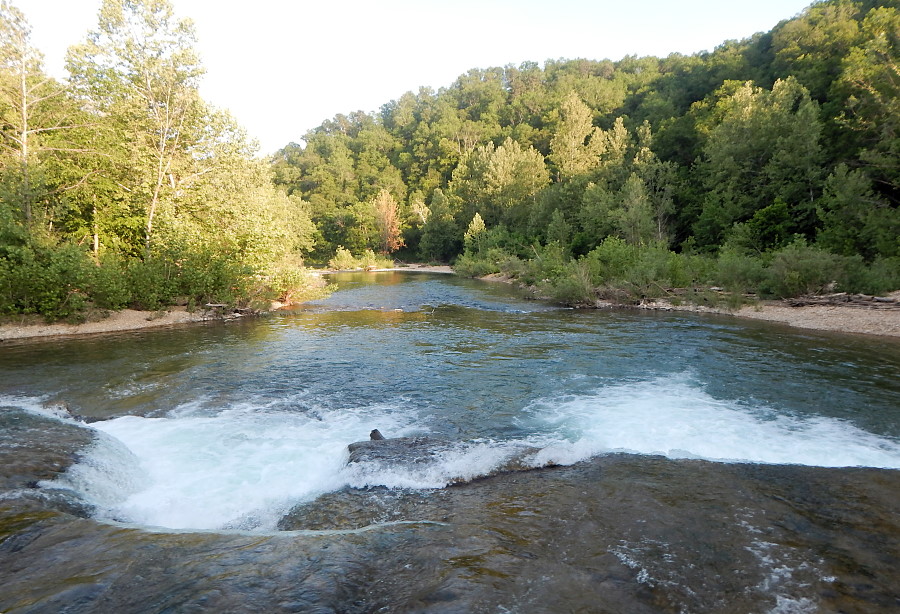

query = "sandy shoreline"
[[0, 307, 211, 342], [634, 299, 900, 338], [1, 269, 898, 341]]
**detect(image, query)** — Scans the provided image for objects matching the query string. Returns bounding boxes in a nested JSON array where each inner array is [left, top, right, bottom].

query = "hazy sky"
[[23, 0, 813, 155]]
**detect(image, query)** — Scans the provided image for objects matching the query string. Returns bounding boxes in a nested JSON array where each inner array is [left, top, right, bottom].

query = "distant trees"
[[2, 0, 898, 318], [267, 0, 898, 297]]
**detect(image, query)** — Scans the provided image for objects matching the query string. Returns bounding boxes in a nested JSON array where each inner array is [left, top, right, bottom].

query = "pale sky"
[[23, 0, 813, 155]]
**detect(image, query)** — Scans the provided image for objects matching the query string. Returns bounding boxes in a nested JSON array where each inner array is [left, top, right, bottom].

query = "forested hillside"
[[273, 0, 899, 303], [1, 0, 898, 320]]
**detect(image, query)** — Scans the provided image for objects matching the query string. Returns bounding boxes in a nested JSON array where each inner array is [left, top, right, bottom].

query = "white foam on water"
[[59, 403, 422, 531], [32, 372, 900, 532], [341, 439, 537, 489], [524, 374, 900, 469], [0, 394, 80, 423]]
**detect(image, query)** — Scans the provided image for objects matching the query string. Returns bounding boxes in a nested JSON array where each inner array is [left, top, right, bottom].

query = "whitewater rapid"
[[34, 374, 900, 531]]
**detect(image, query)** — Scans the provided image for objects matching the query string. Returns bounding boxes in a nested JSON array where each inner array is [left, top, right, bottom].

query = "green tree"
[[838, 6, 900, 197], [611, 173, 655, 246], [419, 188, 459, 261], [548, 91, 605, 179], [66, 0, 206, 252], [817, 164, 899, 259], [463, 211, 486, 253], [695, 78, 824, 247], [0, 1, 84, 230], [450, 137, 548, 230]]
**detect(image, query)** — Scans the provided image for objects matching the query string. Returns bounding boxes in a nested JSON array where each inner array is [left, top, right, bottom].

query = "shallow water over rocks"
[[2, 272, 899, 612]]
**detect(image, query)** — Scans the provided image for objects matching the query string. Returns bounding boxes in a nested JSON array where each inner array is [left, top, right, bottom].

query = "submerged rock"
[[347, 436, 453, 466]]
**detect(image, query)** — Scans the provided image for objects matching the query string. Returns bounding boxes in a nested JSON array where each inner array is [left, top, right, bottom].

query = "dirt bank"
[[480, 273, 900, 338], [0, 307, 210, 342], [639, 298, 900, 337]]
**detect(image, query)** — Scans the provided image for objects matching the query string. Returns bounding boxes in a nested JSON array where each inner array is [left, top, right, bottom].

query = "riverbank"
[[638, 297, 900, 337], [0, 307, 211, 341], [480, 273, 900, 338], [1, 270, 898, 340]]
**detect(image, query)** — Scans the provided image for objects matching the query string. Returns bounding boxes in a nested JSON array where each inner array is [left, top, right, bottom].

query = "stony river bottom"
[[1, 272, 899, 613]]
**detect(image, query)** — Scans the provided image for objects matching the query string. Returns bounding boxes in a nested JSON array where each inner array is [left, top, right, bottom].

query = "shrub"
[[88, 253, 132, 310], [453, 253, 498, 277], [520, 243, 569, 286], [256, 257, 333, 305], [0, 243, 93, 321], [760, 240, 844, 298], [714, 249, 767, 294], [328, 246, 358, 270], [544, 260, 596, 306], [125, 257, 177, 310], [359, 249, 393, 270]]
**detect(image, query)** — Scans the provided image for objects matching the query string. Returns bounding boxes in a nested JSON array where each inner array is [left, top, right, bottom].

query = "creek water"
[[1, 271, 898, 613]]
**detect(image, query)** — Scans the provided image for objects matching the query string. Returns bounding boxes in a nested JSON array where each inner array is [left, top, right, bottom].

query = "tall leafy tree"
[[449, 137, 548, 230], [419, 188, 460, 261], [66, 0, 206, 252], [694, 78, 824, 247], [838, 6, 900, 199], [548, 91, 605, 180], [0, 1, 81, 229]]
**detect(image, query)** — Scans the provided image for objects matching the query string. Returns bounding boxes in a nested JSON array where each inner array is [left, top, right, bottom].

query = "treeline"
[[272, 0, 900, 302], [0, 0, 323, 320]]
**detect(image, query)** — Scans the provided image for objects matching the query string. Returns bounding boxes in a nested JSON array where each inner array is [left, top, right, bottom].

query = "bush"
[[520, 243, 569, 286], [714, 250, 767, 294], [327, 247, 393, 271], [544, 260, 596, 306], [255, 257, 333, 305], [453, 250, 504, 277], [88, 253, 132, 310], [857, 257, 900, 295], [585, 237, 636, 283], [0, 243, 93, 321], [125, 257, 177, 310], [759, 240, 845, 298], [175, 249, 249, 306], [359, 249, 393, 270], [328, 246, 358, 270]]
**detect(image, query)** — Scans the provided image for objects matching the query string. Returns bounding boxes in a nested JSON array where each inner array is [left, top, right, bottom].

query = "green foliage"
[[419, 189, 461, 262], [463, 212, 486, 252], [3, 0, 900, 323], [87, 253, 132, 310], [543, 260, 595, 306], [714, 249, 767, 294], [257, 257, 332, 305], [327, 246, 393, 271], [123, 257, 177, 311], [0, 243, 93, 320], [758, 239, 848, 298], [328, 246, 359, 270]]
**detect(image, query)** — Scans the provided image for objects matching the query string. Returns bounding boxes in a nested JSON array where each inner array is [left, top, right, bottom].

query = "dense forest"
[[2, 0, 899, 319]]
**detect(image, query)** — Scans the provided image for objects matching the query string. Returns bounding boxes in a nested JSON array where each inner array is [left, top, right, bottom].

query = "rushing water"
[[1, 272, 899, 613]]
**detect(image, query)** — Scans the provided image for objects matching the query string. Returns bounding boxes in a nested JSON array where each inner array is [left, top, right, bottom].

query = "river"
[[1, 271, 899, 612]]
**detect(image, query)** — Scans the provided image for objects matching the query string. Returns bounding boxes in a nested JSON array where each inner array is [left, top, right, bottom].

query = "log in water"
[[1, 272, 899, 612]]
